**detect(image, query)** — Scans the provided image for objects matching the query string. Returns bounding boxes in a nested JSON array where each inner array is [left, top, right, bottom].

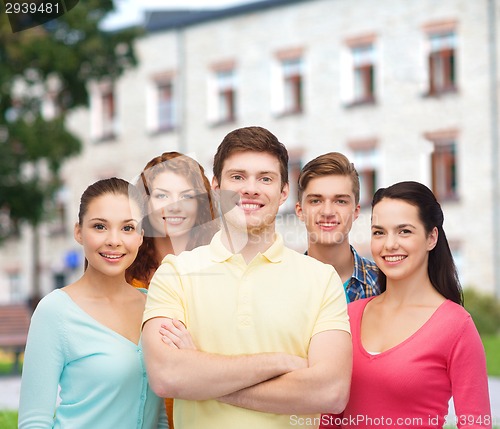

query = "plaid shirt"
[[345, 246, 380, 302], [305, 246, 380, 302]]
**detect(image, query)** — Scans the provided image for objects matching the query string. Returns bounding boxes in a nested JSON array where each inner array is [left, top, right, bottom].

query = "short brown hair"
[[213, 126, 289, 189], [297, 152, 360, 204]]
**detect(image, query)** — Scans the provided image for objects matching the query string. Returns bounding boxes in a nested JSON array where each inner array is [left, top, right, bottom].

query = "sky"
[[103, 0, 256, 30]]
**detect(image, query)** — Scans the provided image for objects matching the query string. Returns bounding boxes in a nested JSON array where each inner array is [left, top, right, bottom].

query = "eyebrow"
[[152, 187, 196, 194], [89, 217, 139, 224], [306, 193, 352, 199], [371, 223, 416, 229], [225, 169, 279, 176]]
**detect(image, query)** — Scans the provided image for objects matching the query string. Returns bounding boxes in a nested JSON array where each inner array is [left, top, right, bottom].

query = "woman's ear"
[[74, 222, 83, 245], [427, 226, 438, 251]]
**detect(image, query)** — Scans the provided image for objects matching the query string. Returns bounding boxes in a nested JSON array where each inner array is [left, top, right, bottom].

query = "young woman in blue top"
[[19, 178, 168, 429]]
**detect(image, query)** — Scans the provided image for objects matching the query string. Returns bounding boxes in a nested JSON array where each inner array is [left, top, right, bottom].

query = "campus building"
[[1, 0, 499, 301]]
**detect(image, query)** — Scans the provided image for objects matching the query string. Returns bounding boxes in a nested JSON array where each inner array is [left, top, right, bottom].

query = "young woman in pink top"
[[321, 181, 491, 429]]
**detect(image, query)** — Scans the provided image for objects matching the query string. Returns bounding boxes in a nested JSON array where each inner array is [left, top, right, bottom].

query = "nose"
[[384, 232, 399, 250], [105, 229, 122, 247], [320, 200, 336, 216], [241, 177, 259, 195], [165, 198, 182, 213]]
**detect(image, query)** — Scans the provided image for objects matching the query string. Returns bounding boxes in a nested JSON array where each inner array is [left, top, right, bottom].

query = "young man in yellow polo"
[[142, 126, 351, 429]]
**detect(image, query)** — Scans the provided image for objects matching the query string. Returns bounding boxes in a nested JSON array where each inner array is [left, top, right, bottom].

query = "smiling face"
[[371, 198, 438, 284], [296, 174, 360, 245], [212, 151, 289, 236], [74, 193, 143, 278], [147, 170, 199, 240]]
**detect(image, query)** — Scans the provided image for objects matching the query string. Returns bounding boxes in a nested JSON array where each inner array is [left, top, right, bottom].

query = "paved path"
[[2, 375, 499, 424]]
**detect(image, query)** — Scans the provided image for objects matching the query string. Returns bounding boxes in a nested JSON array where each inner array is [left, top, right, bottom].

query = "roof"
[[144, 0, 309, 32]]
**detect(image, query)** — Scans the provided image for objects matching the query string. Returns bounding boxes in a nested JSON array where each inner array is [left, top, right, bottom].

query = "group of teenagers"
[[18, 126, 492, 428]]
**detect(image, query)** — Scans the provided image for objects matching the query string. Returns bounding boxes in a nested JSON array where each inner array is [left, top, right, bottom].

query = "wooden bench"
[[0, 304, 32, 374]]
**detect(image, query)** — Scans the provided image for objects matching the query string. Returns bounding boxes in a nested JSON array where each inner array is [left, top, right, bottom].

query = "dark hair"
[[78, 177, 144, 225], [297, 152, 360, 203], [213, 126, 289, 189], [126, 152, 217, 284], [78, 177, 144, 270], [371, 181, 463, 305]]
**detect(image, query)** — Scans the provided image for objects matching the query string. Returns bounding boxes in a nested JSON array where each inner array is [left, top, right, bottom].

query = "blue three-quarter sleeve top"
[[18, 289, 168, 429]]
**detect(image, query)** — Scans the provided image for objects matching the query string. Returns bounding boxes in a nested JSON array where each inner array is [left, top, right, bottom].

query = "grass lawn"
[[483, 335, 500, 377], [0, 351, 22, 376], [0, 410, 17, 429]]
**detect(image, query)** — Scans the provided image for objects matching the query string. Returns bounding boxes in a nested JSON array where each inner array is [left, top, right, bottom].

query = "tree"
[[0, 1, 141, 306]]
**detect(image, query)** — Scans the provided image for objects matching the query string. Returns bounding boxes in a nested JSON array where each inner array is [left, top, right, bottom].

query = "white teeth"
[[384, 255, 405, 262], [319, 223, 337, 227], [241, 204, 261, 209], [165, 217, 184, 221], [101, 254, 122, 259]]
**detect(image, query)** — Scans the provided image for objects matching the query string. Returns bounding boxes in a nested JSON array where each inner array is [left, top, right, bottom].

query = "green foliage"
[[0, 1, 140, 238], [0, 410, 17, 429], [483, 335, 500, 376], [0, 2, 139, 302], [463, 288, 500, 336], [0, 0, 140, 109]]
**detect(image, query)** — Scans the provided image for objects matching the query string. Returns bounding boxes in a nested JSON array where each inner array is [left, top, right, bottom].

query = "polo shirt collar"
[[210, 231, 233, 262], [262, 233, 284, 263], [209, 231, 284, 263]]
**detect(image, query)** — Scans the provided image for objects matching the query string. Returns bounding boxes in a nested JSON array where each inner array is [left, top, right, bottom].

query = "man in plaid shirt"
[[296, 152, 380, 302]]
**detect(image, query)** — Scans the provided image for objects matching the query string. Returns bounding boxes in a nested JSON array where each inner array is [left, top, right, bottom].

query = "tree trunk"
[[30, 223, 42, 311]]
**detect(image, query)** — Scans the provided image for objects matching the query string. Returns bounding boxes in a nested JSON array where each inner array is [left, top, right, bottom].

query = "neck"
[[80, 268, 128, 297], [221, 222, 276, 264], [383, 270, 442, 306], [308, 239, 353, 283]]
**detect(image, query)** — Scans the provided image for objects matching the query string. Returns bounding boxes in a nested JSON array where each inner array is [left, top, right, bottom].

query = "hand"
[[159, 319, 197, 350]]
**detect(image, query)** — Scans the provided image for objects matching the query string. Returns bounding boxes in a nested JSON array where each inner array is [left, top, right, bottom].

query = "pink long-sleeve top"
[[321, 297, 492, 429]]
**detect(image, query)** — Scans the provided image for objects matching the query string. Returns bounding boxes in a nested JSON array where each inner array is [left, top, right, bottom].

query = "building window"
[[215, 69, 236, 124], [349, 141, 379, 207], [424, 129, 459, 201], [7, 271, 22, 303], [208, 62, 237, 126], [431, 141, 458, 201], [147, 72, 176, 134], [281, 57, 303, 114], [427, 31, 457, 95], [100, 89, 116, 139], [157, 80, 175, 131], [91, 83, 117, 141], [352, 44, 375, 104], [48, 185, 69, 235]]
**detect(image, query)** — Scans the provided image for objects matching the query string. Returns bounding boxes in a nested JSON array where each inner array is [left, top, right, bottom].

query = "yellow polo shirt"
[[144, 231, 349, 429]]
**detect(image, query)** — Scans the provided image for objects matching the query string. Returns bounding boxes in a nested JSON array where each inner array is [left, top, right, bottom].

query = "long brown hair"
[[372, 181, 463, 305], [125, 152, 217, 284]]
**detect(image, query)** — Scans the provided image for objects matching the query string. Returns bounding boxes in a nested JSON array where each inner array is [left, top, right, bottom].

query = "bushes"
[[463, 288, 500, 336]]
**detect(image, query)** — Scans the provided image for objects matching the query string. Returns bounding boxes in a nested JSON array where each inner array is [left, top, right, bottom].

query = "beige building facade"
[[1, 0, 499, 302]]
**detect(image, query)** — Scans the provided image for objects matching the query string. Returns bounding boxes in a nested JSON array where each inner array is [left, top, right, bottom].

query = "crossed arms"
[[142, 317, 352, 415]]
